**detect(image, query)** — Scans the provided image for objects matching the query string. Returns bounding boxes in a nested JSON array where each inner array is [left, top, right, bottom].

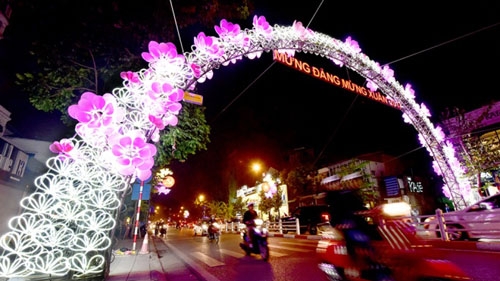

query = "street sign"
[[131, 183, 151, 200], [183, 91, 203, 105]]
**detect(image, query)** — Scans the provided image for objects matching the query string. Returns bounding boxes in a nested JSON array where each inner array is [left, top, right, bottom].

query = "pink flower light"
[[68, 92, 124, 129], [49, 139, 74, 154], [252, 15, 272, 38], [292, 21, 313, 40], [120, 71, 141, 86], [366, 80, 378, 92], [345, 36, 361, 54], [215, 19, 241, 37], [49, 138, 75, 160], [155, 184, 171, 195], [381, 65, 395, 82], [419, 103, 431, 118], [190, 63, 201, 78], [141, 41, 184, 64], [194, 32, 224, 58], [404, 83, 416, 100], [109, 130, 157, 181]]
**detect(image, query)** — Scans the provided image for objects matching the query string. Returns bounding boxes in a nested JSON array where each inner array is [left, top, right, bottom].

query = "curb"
[[268, 233, 322, 240], [428, 240, 500, 252]]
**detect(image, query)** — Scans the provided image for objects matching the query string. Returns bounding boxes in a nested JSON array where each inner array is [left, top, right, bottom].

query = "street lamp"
[[198, 194, 206, 218], [252, 162, 262, 174], [251, 162, 264, 185]]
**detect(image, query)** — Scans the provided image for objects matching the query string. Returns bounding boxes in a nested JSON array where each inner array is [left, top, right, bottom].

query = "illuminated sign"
[[407, 177, 423, 193], [183, 91, 203, 105], [384, 176, 401, 197], [273, 51, 401, 110], [441, 100, 500, 132]]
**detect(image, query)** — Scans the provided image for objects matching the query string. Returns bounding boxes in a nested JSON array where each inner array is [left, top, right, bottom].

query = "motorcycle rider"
[[243, 202, 258, 248], [208, 215, 217, 239]]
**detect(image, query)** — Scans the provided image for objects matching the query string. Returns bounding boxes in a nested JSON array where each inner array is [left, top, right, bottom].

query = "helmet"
[[247, 202, 254, 207]]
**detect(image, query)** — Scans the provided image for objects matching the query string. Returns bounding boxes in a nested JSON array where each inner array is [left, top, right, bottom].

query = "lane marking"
[[191, 252, 225, 267], [268, 245, 311, 252], [164, 241, 221, 281], [219, 249, 245, 258]]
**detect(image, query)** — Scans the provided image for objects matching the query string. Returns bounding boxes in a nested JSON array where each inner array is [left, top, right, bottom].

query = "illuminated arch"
[[0, 15, 471, 278]]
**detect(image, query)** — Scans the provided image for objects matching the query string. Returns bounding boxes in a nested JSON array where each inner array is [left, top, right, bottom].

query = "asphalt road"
[[161, 227, 500, 281]]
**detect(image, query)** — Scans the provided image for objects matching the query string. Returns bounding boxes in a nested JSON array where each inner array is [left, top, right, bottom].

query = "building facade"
[[440, 100, 500, 198], [0, 105, 53, 235]]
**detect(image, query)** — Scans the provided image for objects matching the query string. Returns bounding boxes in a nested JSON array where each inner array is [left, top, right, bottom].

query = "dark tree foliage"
[[8, 0, 253, 166]]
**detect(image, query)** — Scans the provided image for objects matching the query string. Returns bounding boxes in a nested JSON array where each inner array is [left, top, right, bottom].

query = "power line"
[[383, 22, 500, 67]]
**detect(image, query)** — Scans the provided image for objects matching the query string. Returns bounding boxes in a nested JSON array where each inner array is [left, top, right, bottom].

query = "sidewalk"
[[107, 234, 199, 281]]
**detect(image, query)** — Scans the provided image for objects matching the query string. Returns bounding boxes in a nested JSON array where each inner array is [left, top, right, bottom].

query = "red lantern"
[[163, 176, 175, 188]]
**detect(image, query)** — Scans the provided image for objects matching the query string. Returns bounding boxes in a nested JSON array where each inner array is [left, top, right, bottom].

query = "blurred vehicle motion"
[[208, 218, 221, 243], [193, 220, 209, 236], [316, 201, 471, 281], [423, 193, 500, 241], [240, 218, 270, 261]]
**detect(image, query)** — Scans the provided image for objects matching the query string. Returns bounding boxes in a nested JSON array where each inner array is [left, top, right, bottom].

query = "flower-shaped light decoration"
[[246, 15, 273, 60], [215, 19, 249, 65], [276, 20, 313, 58], [49, 138, 75, 161], [403, 83, 416, 100], [332, 36, 361, 67], [262, 174, 278, 198], [107, 130, 157, 181], [68, 92, 125, 147], [120, 71, 141, 87], [145, 81, 184, 131], [155, 184, 171, 195], [142, 41, 185, 77], [0, 14, 473, 279]]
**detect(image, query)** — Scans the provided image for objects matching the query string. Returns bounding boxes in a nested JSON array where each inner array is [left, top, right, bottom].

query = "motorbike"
[[208, 221, 221, 243], [239, 218, 270, 261], [316, 203, 471, 281]]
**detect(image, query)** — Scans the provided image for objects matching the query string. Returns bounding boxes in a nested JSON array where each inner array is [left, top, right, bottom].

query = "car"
[[281, 205, 332, 235], [424, 193, 500, 241], [193, 220, 210, 236]]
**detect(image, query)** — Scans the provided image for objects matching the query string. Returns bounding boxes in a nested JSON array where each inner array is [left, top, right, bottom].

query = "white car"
[[424, 193, 500, 241], [193, 222, 209, 236]]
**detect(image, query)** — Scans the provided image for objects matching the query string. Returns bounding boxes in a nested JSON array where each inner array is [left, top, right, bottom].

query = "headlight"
[[382, 202, 411, 217], [212, 222, 220, 228], [254, 219, 263, 226]]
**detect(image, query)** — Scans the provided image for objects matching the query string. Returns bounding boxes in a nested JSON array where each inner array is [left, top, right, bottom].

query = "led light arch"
[[0, 15, 472, 278]]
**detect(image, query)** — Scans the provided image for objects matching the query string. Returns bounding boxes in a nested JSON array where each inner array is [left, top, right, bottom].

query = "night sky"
[[1, 1, 499, 209]]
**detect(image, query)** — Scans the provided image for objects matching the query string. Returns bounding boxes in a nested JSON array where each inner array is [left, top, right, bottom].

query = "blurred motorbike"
[[239, 218, 270, 261], [208, 221, 221, 243], [316, 202, 471, 281]]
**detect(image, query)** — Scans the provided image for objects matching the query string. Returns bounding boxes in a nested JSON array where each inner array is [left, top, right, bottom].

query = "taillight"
[[321, 213, 330, 222]]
